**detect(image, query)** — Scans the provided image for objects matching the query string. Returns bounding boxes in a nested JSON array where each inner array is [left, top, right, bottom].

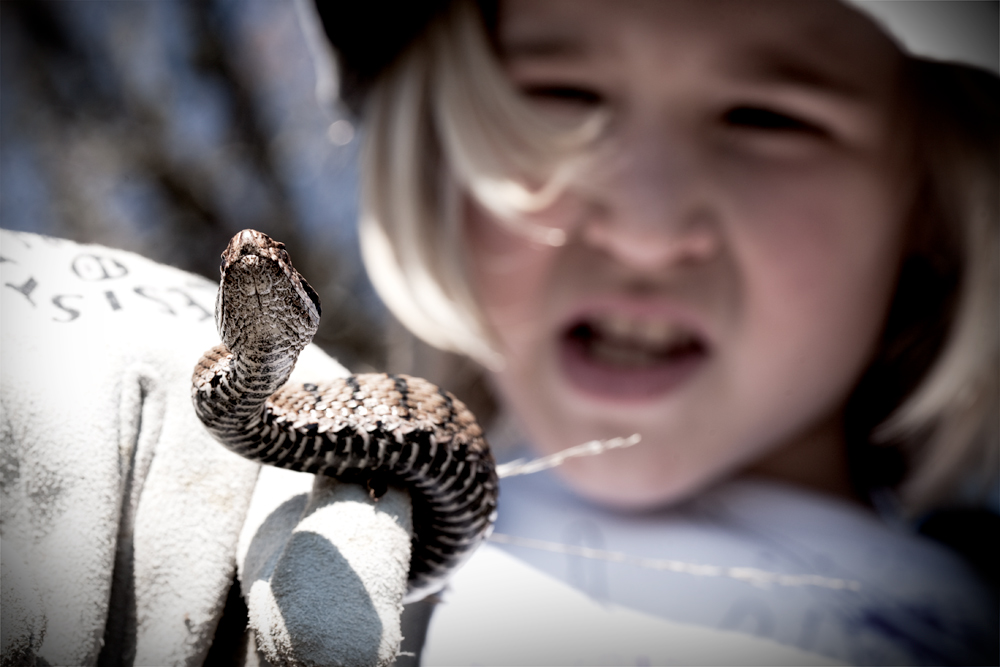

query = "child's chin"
[[554, 457, 706, 510]]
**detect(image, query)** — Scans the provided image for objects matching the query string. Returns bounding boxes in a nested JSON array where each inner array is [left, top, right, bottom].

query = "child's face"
[[465, 0, 915, 507]]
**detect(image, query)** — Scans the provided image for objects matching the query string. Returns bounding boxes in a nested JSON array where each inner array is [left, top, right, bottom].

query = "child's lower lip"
[[558, 335, 706, 401]]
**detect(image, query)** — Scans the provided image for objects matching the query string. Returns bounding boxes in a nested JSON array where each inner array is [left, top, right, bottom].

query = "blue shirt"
[[425, 467, 996, 665]]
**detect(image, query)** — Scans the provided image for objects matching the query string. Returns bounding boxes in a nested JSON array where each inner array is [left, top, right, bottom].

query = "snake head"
[[217, 229, 322, 354]]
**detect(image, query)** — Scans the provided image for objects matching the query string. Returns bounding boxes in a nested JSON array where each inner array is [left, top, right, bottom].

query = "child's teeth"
[[638, 320, 674, 346], [604, 314, 636, 339], [579, 315, 705, 367], [590, 339, 658, 366], [594, 316, 683, 348]]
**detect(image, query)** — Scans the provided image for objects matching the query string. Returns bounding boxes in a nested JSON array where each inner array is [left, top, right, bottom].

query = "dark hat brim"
[[313, 0, 497, 115]]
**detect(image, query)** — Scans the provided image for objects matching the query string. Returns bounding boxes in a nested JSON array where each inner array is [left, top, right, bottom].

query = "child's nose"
[[578, 125, 720, 270]]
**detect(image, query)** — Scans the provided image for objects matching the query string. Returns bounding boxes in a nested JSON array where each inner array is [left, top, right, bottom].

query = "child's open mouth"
[[559, 314, 708, 400]]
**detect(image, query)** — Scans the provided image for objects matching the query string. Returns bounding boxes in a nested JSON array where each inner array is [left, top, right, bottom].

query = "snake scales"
[[192, 229, 498, 601]]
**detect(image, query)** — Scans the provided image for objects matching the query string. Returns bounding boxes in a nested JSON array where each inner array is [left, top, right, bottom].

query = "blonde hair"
[[863, 61, 999, 511], [359, 0, 598, 369], [358, 1, 998, 512]]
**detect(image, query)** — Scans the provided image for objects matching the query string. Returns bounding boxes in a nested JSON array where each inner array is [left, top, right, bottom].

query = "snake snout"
[[252, 263, 274, 296], [230, 256, 275, 298]]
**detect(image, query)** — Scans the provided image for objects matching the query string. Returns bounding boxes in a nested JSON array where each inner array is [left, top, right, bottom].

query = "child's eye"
[[723, 106, 824, 135], [521, 85, 605, 108]]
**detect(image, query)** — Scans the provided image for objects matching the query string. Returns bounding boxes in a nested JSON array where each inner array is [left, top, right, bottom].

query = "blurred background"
[[1, 0, 388, 372]]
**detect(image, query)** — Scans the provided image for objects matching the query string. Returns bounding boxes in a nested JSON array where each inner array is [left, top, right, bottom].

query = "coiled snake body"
[[192, 230, 498, 601]]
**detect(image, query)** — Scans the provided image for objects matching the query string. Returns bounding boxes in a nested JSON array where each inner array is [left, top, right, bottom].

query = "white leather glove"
[[0, 230, 412, 667]]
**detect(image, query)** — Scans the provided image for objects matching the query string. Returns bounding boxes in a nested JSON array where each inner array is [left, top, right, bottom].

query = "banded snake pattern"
[[192, 229, 498, 602]]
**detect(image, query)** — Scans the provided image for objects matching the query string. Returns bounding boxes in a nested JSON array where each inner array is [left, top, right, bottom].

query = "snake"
[[192, 229, 498, 602]]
